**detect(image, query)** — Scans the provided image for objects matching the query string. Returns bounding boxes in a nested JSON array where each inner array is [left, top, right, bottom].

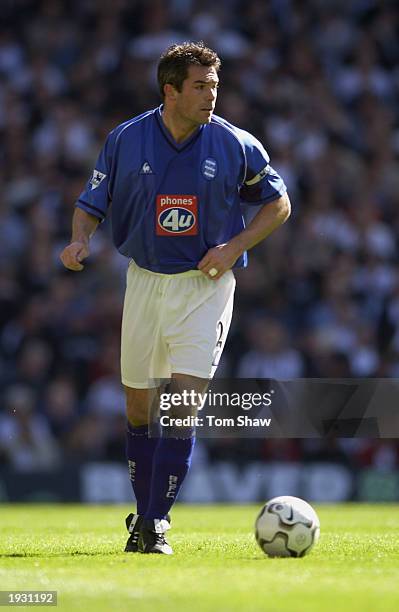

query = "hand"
[[198, 243, 241, 280], [60, 241, 90, 271]]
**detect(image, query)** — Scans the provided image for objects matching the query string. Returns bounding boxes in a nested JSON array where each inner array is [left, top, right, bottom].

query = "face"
[[170, 64, 219, 126]]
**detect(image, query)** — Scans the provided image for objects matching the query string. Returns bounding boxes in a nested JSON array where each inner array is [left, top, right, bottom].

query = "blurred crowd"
[[1, 0, 399, 471]]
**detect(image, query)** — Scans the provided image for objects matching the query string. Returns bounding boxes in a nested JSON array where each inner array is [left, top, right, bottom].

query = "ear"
[[164, 83, 178, 101]]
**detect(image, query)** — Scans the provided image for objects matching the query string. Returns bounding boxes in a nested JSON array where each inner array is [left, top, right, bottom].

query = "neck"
[[161, 106, 199, 143]]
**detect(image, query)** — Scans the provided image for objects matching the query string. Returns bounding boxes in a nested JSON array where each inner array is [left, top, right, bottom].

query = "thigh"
[[121, 262, 170, 388], [167, 271, 236, 380]]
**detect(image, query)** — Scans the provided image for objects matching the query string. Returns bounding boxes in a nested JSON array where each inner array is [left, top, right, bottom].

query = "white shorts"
[[121, 261, 236, 388]]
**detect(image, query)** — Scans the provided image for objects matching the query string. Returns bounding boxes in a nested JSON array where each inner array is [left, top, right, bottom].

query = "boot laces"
[[155, 532, 167, 546]]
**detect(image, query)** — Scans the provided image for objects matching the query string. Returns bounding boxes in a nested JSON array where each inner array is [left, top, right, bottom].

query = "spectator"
[[0, 0, 398, 467], [238, 318, 305, 379], [0, 384, 60, 471]]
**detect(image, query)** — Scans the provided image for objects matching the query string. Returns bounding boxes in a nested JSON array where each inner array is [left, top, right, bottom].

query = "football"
[[255, 496, 320, 558]]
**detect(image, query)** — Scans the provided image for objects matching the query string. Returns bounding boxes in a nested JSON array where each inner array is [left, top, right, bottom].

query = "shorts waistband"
[[129, 260, 204, 279]]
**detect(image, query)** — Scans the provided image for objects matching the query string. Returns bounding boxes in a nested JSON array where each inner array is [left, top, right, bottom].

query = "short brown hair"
[[157, 41, 221, 99]]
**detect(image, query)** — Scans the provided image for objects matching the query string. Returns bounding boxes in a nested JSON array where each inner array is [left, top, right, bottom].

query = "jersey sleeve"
[[75, 131, 115, 221], [239, 130, 287, 205]]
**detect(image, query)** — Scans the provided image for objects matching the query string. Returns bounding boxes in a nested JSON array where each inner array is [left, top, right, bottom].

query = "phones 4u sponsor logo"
[[156, 194, 198, 235]]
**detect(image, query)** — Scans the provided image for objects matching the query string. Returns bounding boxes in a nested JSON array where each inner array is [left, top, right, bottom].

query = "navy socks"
[[126, 422, 195, 518], [144, 435, 195, 520], [126, 423, 159, 515]]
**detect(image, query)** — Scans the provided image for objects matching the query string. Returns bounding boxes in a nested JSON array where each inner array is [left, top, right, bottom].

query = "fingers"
[[207, 268, 223, 280], [60, 243, 88, 272], [197, 252, 211, 271], [198, 250, 226, 280], [68, 260, 84, 271], [198, 245, 234, 280], [61, 253, 83, 271], [198, 257, 225, 281]]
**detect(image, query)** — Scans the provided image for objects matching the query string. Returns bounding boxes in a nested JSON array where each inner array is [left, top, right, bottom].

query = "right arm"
[[60, 207, 99, 271], [61, 129, 115, 271]]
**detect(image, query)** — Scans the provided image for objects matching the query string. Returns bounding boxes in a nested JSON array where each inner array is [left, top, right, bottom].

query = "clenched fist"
[[60, 241, 90, 271]]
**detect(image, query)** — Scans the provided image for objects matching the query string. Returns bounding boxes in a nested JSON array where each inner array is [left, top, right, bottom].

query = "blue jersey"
[[76, 106, 286, 273]]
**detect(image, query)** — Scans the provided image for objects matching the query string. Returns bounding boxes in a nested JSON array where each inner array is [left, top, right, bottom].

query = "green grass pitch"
[[1, 504, 399, 611]]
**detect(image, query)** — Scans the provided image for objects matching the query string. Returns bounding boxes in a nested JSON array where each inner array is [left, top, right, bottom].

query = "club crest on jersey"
[[90, 169, 106, 190], [201, 157, 217, 180], [156, 195, 198, 236]]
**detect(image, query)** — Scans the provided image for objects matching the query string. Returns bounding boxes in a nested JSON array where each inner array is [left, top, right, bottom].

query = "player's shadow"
[[0, 551, 121, 558]]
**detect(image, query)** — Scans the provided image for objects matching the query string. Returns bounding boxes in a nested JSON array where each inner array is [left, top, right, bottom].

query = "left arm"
[[198, 192, 291, 280]]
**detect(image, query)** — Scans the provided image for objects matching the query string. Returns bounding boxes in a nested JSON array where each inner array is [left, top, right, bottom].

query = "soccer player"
[[60, 42, 290, 555]]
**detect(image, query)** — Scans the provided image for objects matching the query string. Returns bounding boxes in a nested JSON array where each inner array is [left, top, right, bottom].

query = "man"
[[60, 42, 290, 555]]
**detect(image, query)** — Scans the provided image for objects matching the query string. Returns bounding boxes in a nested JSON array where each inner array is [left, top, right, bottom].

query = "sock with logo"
[[144, 435, 195, 520], [126, 422, 160, 515]]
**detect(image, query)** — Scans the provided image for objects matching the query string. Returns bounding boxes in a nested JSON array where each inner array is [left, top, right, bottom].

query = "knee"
[[125, 387, 154, 426], [126, 406, 148, 427]]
